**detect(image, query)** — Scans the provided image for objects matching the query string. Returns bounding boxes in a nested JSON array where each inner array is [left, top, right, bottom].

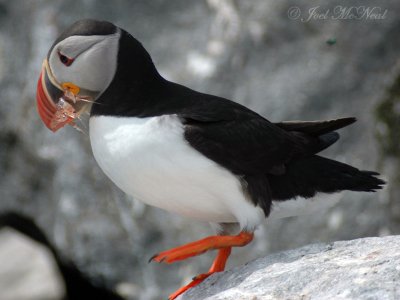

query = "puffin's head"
[[36, 19, 120, 131]]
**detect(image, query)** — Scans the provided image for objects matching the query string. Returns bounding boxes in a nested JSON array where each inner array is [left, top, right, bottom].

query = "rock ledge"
[[184, 235, 400, 300]]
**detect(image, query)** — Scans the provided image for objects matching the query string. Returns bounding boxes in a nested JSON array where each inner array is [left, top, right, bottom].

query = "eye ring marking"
[[57, 50, 74, 66]]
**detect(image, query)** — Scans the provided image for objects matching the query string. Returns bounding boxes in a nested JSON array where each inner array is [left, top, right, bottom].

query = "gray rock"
[[184, 235, 400, 300], [0, 1, 398, 299]]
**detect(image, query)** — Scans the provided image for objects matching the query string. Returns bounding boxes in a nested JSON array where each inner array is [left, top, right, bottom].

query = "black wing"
[[156, 81, 361, 215], [176, 88, 357, 215], [180, 95, 332, 176]]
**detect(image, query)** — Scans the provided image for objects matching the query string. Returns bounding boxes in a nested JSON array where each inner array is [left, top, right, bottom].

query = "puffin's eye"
[[57, 51, 74, 66]]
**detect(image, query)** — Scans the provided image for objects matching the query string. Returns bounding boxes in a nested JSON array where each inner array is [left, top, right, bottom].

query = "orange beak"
[[36, 60, 75, 132]]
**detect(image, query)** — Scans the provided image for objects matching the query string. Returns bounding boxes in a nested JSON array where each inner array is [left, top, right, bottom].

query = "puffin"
[[36, 19, 385, 299]]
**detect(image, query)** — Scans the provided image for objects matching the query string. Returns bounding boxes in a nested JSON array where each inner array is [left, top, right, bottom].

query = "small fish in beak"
[[36, 59, 93, 132], [53, 98, 77, 127]]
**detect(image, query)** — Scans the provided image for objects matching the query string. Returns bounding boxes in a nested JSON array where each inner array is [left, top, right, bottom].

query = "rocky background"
[[0, 0, 399, 299]]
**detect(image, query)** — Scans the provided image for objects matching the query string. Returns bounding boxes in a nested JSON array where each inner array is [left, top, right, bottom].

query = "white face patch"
[[48, 31, 120, 93]]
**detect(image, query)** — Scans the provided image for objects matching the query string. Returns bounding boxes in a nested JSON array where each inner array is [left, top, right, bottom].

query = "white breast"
[[89, 115, 264, 230]]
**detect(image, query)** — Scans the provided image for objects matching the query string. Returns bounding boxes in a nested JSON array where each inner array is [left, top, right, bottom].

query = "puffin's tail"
[[268, 155, 385, 201]]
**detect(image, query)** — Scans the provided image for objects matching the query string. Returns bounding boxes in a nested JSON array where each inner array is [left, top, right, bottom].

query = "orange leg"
[[150, 231, 253, 264], [150, 231, 254, 300], [168, 247, 234, 300], [208, 247, 232, 272], [192, 246, 232, 281]]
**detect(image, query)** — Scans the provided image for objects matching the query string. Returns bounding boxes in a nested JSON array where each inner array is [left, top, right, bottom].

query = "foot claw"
[[149, 253, 166, 263], [192, 272, 211, 281], [150, 253, 169, 263], [148, 254, 157, 263]]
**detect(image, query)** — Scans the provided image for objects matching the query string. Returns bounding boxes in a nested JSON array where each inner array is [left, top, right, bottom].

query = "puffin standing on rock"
[[36, 19, 385, 299]]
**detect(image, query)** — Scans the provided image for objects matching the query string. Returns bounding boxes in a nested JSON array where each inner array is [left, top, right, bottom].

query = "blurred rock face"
[[0, 229, 65, 300], [0, 0, 398, 299]]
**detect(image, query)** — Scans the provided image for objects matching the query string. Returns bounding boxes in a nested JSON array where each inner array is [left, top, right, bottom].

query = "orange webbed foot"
[[150, 231, 253, 264], [151, 232, 254, 299]]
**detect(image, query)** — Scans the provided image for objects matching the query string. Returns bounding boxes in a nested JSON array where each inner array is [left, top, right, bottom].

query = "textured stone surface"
[[0, 1, 399, 299], [184, 235, 400, 300]]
